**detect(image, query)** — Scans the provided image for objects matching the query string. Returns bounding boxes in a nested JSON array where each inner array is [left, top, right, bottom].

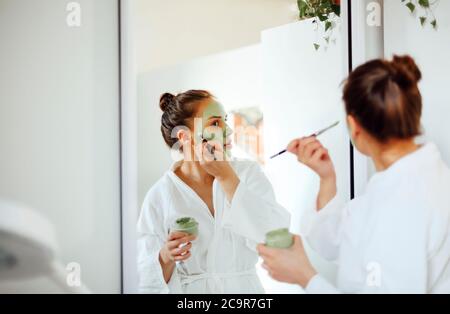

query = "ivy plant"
[[297, 0, 341, 50], [297, 0, 439, 51], [402, 0, 439, 29]]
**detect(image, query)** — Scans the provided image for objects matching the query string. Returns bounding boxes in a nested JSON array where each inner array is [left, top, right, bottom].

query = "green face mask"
[[195, 101, 232, 155]]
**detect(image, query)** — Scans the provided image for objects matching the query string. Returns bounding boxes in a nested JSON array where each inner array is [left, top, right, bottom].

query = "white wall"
[[261, 20, 350, 291], [384, 0, 450, 165], [0, 0, 121, 293], [132, 0, 297, 72]]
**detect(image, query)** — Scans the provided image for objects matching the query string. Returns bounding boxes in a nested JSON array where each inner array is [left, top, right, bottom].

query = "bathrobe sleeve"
[[300, 195, 350, 262], [136, 195, 181, 294], [303, 221, 430, 294], [303, 193, 430, 294], [222, 161, 291, 248]]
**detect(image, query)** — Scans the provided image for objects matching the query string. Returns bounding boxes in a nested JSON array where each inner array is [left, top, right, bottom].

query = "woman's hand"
[[159, 231, 196, 283], [199, 141, 233, 178], [159, 231, 196, 264], [257, 235, 317, 288], [287, 137, 337, 210], [287, 136, 336, 180], [199, 141, 240, 202]]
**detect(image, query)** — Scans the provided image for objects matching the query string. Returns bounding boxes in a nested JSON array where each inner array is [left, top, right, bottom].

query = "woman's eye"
[[213, 121, 220, 127]]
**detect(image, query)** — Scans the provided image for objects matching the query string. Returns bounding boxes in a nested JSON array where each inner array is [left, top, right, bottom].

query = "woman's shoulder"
[[141, 172, 175, 209]]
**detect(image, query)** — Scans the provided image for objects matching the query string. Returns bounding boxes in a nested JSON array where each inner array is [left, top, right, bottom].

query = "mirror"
[[126, 0, 351, 294]]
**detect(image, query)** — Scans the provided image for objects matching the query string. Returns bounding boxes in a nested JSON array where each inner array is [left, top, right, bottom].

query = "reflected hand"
[[199, 141, 234, 179], [257, 235, 317, 288], [287, 137, 335, 180], [160, 231, 196, 264], [199, 140, 239, 202]]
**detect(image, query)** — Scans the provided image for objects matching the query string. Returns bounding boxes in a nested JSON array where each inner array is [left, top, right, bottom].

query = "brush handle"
[[270, 149, 287, 159], [269, 121, 340, 160]]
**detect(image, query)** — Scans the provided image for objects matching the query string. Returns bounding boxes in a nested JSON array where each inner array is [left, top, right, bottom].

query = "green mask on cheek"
[[200, 101, 228, 142]]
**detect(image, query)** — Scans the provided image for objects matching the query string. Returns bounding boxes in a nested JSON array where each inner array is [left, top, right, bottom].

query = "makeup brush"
[[269, 121, 340, 159]]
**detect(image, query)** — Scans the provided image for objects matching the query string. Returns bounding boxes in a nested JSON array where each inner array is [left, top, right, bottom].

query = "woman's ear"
[[347, 115, 360, 141], [176, 128, 192, 145]]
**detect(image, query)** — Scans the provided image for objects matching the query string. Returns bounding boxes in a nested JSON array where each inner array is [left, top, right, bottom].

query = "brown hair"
[[343, 55, 423, 142], [159, 90, 213, 149]]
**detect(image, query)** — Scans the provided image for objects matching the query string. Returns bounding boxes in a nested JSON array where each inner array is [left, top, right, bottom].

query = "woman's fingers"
[[174, 251, 191, 261], [298, 136, 318, 157], [202, 142, 215, 162], [287, 136, 317, 156], [292, 235, 303, 247], [286, 139, 301, 153], [303, 141, 322, 159], [167, 234, 196, 250], [170, 242, 192, 256], [185, 234, 197, 242], [311, 147, 328, 162], [201, 139, 226, 162], [164, 232, 196, 262], [168, 231, 188, 241]]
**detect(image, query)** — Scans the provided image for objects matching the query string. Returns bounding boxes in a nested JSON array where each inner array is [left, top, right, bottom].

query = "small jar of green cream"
[[171, 217, 199, 236], [265, 228, 294, 249]]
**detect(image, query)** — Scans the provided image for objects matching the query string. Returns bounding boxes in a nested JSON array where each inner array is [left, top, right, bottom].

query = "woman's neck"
[[178, 160, 214, 184], [371, 139, 419, 171]]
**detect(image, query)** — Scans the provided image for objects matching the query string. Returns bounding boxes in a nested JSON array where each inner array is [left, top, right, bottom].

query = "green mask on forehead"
[[200, 101, 231, 141]]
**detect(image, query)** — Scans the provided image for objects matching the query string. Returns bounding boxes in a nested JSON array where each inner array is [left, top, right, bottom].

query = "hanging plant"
[[297, 0, 341, 51], [402, 0, 439, 29]]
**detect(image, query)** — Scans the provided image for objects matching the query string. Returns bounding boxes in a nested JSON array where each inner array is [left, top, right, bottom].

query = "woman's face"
[[189, 99, 233, 159]]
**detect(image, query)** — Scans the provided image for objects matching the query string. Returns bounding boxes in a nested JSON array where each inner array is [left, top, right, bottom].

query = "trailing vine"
[[296, 0, 440, 51], [402, 0, 440, 29], [297, 0, 341, 50]]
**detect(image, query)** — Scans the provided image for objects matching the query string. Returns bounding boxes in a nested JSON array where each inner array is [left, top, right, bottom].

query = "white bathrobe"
[[137, 159, 290, 294], [302, 143, 450, 293]]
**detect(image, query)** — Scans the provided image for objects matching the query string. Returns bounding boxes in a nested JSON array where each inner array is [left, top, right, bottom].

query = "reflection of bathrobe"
[[302, 143, 450, 293], [137, 160, 290, 294]]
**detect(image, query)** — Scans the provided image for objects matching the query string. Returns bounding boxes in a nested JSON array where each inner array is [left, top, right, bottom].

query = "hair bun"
[[391, 55, 422, 87], [159, 93, 176, 112]]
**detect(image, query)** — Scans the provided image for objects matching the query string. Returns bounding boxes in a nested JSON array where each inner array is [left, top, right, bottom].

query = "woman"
[[258, 55, 450, 293], [137, 90, 290, 294]]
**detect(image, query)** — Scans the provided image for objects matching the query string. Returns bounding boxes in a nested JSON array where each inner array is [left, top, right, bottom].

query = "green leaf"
[[420, 16, 427, 26], [331, 4, 341, 17], [297, 0, 308, 18], [418, 0, 430, 8], [406, 2, 416, 13], [431, 19, 437, 29], [318, 13, 328, 22], [325, 21, 333, 32], [314, 43, 320, 51]]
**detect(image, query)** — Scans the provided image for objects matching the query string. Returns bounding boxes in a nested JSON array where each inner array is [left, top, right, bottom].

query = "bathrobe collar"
[[368, 142, 440, 187]]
